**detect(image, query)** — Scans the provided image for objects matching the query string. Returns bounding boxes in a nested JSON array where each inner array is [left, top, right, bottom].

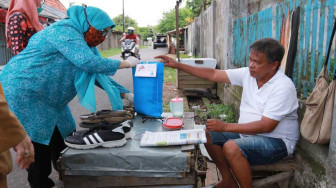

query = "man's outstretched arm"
[[155, 55, 231, 84]]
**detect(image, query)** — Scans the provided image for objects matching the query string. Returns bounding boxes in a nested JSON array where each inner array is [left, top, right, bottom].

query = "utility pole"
[[123, 0, 125, 33], [175, 0, 182, 62]]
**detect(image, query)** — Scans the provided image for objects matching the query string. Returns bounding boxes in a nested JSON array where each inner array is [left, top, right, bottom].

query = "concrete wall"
[[200, 3, 214, 58], [184, 0, 336, 187]]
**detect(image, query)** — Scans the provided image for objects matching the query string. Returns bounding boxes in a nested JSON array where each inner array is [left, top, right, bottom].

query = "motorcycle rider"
[[120, 27, 140, 57]]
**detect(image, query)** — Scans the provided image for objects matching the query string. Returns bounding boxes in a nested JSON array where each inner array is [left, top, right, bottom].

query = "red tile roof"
[[45, 0, 66, 13]]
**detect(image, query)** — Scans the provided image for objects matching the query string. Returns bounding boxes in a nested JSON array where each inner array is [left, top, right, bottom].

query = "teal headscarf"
[[67, 5, 115, 33], [67, 6, 123, 112]]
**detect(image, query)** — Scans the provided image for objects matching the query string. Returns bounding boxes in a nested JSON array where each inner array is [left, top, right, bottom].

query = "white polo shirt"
[[226, 67, 299, 155]]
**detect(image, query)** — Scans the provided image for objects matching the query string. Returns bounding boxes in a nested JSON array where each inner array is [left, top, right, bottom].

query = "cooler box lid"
[[179, 58, 217, 69]]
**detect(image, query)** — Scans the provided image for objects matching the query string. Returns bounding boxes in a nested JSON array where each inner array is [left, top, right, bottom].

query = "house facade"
[[0, 0, 67, 66]]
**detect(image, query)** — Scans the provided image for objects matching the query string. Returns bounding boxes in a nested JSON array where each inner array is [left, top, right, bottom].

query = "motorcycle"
[[121, 39, 140, 60]]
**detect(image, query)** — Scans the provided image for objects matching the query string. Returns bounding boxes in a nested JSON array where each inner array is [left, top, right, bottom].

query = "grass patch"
[[163, 100, 170, 112], [100, 48, 121, 58], [164, 67, 176, 83], [99, 46, 148, 58], [162, 67, 177, 112], [194, 103, 236, 123], [180, 53, 192, 58], [139, 45, 148, 49]]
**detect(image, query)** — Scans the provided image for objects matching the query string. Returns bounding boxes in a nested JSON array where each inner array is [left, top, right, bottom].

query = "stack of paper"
[[140, 129, 207, 147]]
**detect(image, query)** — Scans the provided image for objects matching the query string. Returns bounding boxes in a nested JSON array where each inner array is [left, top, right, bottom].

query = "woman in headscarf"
[[6, 0, 44, 55], [0, 5, 139, 187]]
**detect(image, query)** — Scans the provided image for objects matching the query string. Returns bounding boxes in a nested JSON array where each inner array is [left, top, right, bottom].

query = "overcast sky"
[[59, 0, 186, 27]]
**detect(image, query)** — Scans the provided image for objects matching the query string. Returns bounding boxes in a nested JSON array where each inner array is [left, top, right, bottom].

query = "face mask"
[[128, 30, 133, 35], [84, 26, 106, 47], [37, 0, 44, 13], [37, 7, 42, 13]]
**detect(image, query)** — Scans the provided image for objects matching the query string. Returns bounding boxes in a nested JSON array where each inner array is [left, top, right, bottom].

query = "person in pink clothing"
[[5, 0, 44, 55]]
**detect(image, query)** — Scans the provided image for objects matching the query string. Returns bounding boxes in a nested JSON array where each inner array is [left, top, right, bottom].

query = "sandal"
[[80, 110, 127, 121]]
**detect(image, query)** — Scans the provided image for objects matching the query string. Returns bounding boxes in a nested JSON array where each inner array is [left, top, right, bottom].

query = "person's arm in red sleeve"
[[7, 13, 30, 55]]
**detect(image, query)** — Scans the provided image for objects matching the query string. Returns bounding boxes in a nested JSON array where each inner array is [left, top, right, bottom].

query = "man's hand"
[[13, 135, 34, 169], [206, 119, 226, 132], [154, 55, 179, 69], [126, 56, 140, 68]]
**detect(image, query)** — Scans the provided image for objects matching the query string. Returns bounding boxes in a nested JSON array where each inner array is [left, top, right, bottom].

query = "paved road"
[[7, 46, 168, 188]]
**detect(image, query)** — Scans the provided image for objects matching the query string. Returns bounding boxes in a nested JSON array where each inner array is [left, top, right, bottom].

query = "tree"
[[112, 15, 153, 41], [186, 0, 212, 18], [155, 7, 192, 34], [138, 27, 154, 41], [112, 14, 138, 33]]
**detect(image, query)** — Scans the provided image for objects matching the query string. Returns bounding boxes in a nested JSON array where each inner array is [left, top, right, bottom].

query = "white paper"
[[140, 129, 207, 147], [134, 64, 157, 77]]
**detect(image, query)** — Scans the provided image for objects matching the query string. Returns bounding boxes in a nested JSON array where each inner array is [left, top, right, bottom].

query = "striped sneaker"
[[74, 120, 133, 139], [65, 127, 127, 149]]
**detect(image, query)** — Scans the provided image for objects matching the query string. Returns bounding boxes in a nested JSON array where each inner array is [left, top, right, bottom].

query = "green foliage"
[[162, 67, 177, 112], [205, 103, 236, 123], [112, 14, 139, 33], [155, 7, 193, 34], [99, 48, 121, 58], [163, 100, 170, 112], [99, 46, 147, 58], [194, 103, 236, 123], [180, 54, 192, 58], [138, 27, 154, 41], [194, 108, 207, 120], [186, 0, 212, 18], [112, 14, 154, 41], [164, 67, 176, 84]]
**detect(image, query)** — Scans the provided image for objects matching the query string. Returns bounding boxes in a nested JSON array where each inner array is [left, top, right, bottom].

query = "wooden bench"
[[251, 157, 296, 188]]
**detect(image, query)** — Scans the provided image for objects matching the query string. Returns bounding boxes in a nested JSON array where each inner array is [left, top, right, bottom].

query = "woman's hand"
[[13, 135, 35, 169], [121, 93, 134, 106], [126, 56, 140, 68], [154, 55, 179, 69], [206, 119, 226, 132], [119, 56, 140, 69]]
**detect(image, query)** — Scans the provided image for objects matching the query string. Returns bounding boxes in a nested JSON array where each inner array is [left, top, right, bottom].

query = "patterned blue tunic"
[[0, 17, 129, 145]]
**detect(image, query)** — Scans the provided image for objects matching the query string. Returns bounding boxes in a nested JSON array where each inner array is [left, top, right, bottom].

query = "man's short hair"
[[249, 38, 284, 69]]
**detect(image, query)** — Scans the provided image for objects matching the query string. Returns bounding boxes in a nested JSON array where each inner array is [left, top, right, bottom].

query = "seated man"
[[119, 26, 140, 57], [155, 38, 299, 188]]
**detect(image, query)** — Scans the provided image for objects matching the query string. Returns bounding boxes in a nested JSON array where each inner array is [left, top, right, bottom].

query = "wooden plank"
[[252, 171, 294, 188], [178, 70, 216, 90], [63, 173, 196, 187], [178, 75, 214, 81], [179, 84, 215, 89], [251, 162, 296, 172], [183, 88, 217, 98], [179, 80, 215, 85], [178, 75, 212, 81], [182, 144, 195, 152], [251, 158, 296, 172]]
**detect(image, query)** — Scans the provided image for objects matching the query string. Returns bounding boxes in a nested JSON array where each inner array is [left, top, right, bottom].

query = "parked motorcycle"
[[121, 39, 140, 60]]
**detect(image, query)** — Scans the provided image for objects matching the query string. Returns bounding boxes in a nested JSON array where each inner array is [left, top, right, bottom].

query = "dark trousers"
[[28, 127, 66, 188]]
